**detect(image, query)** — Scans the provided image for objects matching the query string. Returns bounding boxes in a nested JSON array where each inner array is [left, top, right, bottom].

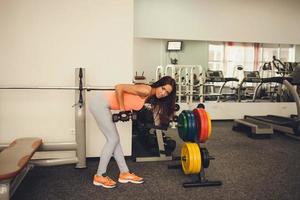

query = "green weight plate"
[[178, 112, 184, 140], [182, 111, 191, 141], [178, 111, 188, 141]]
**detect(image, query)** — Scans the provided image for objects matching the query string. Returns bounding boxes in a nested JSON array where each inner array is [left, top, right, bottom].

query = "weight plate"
[[184, 111, 192, 141], [189, 111, 197, 142], [201, 109, 209, 143], [188, 111, 195, 142], [181, 143, 194, 174], [191, 143, 201, 174], [185, 111, 191, 141], [182, 111, 191, 141], [200, 147, 210, 168], [189, 143, 196, 174], [197, 108, 208, 143], [193, 109, 202, 143], [178, 112, 188, 141], [206, 111, 212, 139], [195, 108, 204, 142]]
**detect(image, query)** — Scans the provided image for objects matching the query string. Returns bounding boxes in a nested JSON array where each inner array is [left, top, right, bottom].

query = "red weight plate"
[[195, 108, 204, 142], [198, 108, 208, 143], [193, 109, 201, 142], [201, 109, 209, 143]]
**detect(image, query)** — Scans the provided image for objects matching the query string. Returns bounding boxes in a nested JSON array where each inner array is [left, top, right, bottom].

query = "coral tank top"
[[104, 91, 146, 111]]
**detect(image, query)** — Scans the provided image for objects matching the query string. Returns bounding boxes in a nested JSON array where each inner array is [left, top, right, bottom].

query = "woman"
[[89, 76, 176, 189]]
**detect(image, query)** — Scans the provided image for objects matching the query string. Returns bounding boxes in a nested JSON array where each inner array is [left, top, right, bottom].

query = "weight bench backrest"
[[0, 137, 42, 181]]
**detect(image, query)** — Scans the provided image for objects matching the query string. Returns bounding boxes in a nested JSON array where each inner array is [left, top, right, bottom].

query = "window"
[[225, 43, 254, 79], [208, 42, 255, 81], [259, 44, 295, 64], [208, 42, 295, 80], [208, 43, 224, 71]]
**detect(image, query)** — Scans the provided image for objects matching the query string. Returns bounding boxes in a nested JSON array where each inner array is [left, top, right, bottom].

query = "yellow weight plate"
[[181, 143, 194, 174], [189, 143, 196, 174], [190, 143, 198, 174], [192, 143, 201, 174], [190, 143, 197, 174], [186, 143, 195, 174], [206, 112, 212, 139], [180, 143, 189, 174]]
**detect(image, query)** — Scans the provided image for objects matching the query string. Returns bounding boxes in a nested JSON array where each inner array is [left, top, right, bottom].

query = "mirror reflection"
[[134, 39, 300, 103]]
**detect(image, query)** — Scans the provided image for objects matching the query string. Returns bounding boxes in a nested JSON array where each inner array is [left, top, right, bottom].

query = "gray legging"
[[89, 92, 129, 176]]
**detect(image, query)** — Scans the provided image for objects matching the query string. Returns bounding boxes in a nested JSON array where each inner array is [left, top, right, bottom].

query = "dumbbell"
[[164, 139, 176, 156], [197, 103, 205, 109], [172, 115, 179, 122], [175, 104, 180, 112], [112, 111, 137, 122]]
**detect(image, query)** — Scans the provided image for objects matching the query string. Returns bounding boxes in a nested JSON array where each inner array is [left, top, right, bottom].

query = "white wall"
[[134, 0, 300, 44], [134, 38, 164, 82], [0, 0, 134, 156]]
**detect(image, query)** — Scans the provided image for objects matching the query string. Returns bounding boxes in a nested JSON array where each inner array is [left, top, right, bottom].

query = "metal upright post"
[[75, 68, 87, 168]]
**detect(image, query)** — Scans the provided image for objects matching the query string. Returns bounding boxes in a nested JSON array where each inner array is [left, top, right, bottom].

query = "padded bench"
[[0, 137, 42, 200]]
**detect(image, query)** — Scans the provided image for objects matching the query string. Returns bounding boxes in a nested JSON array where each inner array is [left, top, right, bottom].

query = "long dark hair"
[[147, 76, 176, 125]]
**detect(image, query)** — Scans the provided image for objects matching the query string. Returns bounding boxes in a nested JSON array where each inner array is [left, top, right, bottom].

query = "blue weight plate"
[[188, 110, 196, 142], [186, 111, 193, 142]]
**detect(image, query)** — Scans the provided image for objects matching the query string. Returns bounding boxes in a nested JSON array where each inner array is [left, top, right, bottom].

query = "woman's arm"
[[115, 84, 151, 110]]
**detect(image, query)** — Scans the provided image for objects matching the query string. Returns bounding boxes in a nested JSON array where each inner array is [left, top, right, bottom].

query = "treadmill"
[[233, 66, 300, 139], [204, 70, 239, 102], [237, 71, 261, 102]]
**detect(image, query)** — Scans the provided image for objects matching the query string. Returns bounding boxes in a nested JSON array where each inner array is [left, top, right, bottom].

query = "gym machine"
[[233, 66, 300, 139], [237, 71, 261, 102], [161, 64, 205, 103], [204, 70, 239, 102]]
